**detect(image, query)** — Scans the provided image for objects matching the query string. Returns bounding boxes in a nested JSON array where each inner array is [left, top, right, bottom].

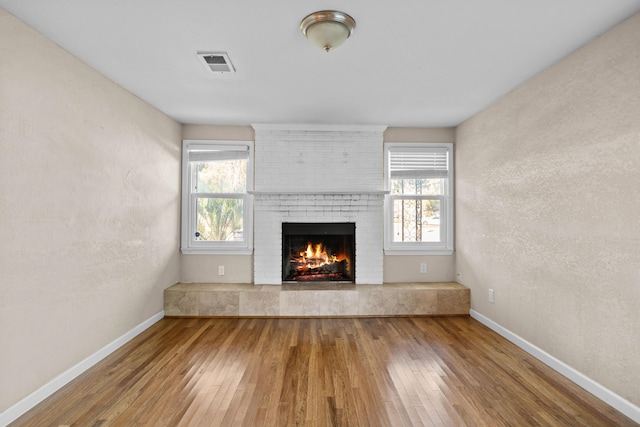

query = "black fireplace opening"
[[282, 222, 355, 282]]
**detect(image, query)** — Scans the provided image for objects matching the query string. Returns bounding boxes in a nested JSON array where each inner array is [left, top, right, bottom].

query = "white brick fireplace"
[[252, 124, 387, 284]]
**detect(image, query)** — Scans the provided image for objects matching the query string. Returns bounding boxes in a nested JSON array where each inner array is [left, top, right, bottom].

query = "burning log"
[[290, 259, 349, 278]]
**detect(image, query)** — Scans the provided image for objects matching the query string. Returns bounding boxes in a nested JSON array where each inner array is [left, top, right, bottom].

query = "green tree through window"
[[193, 159, 246, 241]]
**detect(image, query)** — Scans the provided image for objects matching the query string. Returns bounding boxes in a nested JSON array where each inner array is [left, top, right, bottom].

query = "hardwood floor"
[[11, 317, 636, 426]]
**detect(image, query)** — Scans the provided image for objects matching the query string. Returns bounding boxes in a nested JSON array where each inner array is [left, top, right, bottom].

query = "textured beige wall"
[[384, 255, 455, 283], [181, 254, 253, 283], [456, 13, 640, 406], [384, 127, 455, 143], [181, 125, 456, 283], [0, 9, 181, 411], [182, 124, 254, 141]]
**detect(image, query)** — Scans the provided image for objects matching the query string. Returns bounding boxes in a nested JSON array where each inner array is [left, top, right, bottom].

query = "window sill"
[[384, 248, 454, 256], [181, 247, 253, 255]]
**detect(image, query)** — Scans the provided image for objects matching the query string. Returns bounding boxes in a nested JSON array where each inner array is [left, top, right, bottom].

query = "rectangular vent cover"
[[197, 52, 235, 74]]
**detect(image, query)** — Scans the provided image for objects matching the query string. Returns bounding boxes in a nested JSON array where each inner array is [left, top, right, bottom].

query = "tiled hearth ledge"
[[164, 282, 470, 317]]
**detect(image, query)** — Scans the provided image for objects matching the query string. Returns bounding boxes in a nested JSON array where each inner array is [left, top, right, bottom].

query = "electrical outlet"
[[489, 289, 494, 303], [420, 262, 427, 273], [218, 265, 225, 276]]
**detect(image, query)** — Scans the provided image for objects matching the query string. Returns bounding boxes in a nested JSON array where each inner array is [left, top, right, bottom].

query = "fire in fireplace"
[[282, 222, 355, 282]]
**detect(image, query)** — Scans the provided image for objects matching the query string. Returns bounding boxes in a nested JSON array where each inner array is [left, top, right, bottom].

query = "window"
[[384, 143, 453, 255], [181, 140, 253, 254]]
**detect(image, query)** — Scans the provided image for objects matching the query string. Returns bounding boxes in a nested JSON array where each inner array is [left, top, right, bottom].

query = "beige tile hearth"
[[164, 282, 470, 317]]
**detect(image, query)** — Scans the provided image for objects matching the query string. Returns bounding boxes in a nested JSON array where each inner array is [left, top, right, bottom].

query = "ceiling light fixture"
[[300, 10, 356, 52]]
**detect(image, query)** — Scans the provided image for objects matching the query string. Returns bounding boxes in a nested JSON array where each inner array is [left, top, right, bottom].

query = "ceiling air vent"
[[197, 52, 235, 74]]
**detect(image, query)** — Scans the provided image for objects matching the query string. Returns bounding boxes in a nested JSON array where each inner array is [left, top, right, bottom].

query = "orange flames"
[[299, 242, 340, 270]]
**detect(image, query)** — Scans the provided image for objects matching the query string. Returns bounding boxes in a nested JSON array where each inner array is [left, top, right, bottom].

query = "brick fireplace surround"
[[252, 124, 387, 285]]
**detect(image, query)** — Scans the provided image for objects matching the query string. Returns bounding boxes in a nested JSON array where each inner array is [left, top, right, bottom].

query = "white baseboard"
[[0, 311, 164, 427], [470, 309, 640, 424]]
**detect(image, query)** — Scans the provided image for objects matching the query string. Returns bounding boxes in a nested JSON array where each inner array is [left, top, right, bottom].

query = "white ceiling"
[[2, 1, 639, 127]]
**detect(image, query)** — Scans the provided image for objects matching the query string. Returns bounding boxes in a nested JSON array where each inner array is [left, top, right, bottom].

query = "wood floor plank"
[[9, 316, 637, 427]]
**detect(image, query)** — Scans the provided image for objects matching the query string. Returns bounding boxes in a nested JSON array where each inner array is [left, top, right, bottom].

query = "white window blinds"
[[389, 147, 449, 179], [188, 145, 249, 162]]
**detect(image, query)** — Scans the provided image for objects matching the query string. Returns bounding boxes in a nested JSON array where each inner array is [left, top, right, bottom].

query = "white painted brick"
[[253, 126, 385, 284]]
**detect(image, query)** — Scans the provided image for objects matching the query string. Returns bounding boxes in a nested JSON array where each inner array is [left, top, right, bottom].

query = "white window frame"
[[181, 140, 254, 254], [384, 142, 454, 255]]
